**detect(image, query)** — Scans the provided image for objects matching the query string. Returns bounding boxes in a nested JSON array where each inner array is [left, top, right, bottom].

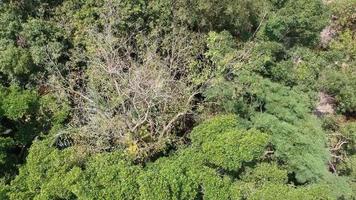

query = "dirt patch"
[[314, 92, 336, 117], [322, 0, 335, 5], [320, 25, 338, 48]]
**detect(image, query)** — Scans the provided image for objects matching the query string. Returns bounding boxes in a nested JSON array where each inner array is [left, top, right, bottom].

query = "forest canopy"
[[0, 0, 355, 199]]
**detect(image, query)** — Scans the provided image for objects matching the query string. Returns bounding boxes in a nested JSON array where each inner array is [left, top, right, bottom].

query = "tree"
[[261, 0, 328, 47], [149, 0, 270, 38]]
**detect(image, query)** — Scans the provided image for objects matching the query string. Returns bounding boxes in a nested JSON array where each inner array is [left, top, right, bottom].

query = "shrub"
[[262, 0, 328, 47], [319, 67, 356, 113], [74, 152, 141, 200], [8, 139, 82, 200], [149, 0, 270, 37]]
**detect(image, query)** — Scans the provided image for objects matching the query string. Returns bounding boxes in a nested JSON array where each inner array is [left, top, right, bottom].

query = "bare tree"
[[50, 0, 201, 161]]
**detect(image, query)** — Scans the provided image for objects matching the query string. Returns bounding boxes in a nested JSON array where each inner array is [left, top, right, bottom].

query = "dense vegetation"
[[0, 0, 355, 199]]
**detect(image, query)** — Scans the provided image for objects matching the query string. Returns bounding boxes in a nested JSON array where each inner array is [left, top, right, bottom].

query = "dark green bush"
[[261, 0, 328, 47]]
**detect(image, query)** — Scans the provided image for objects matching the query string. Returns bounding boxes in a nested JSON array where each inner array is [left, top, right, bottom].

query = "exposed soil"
[[314, 92, 336, 117]]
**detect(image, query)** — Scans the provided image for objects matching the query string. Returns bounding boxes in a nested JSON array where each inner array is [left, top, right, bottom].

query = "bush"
[[6, 115, 270, 200], [319, 67, 356, 113], [330, 0, 356, 30], [149, 0, 270, 37], [0, 180, 9, 200], [247, 183, 333, 200], [8, 139, 82, 200], [200, 128, 269, 171], [206, 72, 330, 183], [240, 163, 288, 186], [261, 0, 328, 47], [74, 152, 141, 200]]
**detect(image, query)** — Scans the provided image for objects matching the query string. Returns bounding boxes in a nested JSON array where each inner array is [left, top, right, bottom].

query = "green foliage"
[[137, 115, 268, 199], [21, 18, 67, 68], [137, 147, 235, 200], [330, 30, 356, 61], [341, 122, 356, 152], [317, 9, 355, 113], [0, 40, 33, 81], [232, 163, 352, 199], [206, 71, 313, 121], [330, 0, 356, 30], [137, 150, 201, 200], [8, 139, 81, 200], [0, 137, 15, 166], [339, 155, 356, 179], [247, 183, 333, 200], [206, 72, 330, 183], [56, 0, 146, 46], [320, 67, 356, 113], [240, 163, 288, 186], [261, 0, 328, 46], [150, 0, 270, 37], [200, 128, 269, 171], [198, 170, 233, 200], [0, 85, 40, 179], [8, 143, 141, 200], [0, 83, 70, 184], [205, 31, 236, 71], [248, 42, 327, 90], [0, 180, 9, 200], [229, 73, 329, 183], [248, 41, 286, 77], [38, 93, 70, 131], [0, 6, 21, 40], [0, 0, 355, 198], [1, 85, 38, 120], [136, 115, 267, 199], [252, 113, 330, 183], [271, 47, 326, 88], [74, 152, 140, 200], [232, 164, 347, 199], [190, 115, 241, 144], [204, 78, 248, 115], [2, 89, 39, 146], [5, 115, 270, 199], [0, 5, 33, 83]]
